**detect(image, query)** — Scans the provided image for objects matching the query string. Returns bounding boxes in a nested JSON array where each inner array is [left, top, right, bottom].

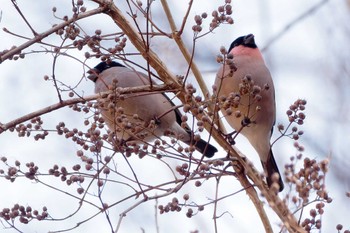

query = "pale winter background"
[[0, 0, 349, 232]]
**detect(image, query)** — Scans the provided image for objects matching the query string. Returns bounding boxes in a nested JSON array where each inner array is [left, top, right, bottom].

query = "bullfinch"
[[215, 34, 284, 191], [88, 61, 218, 158]]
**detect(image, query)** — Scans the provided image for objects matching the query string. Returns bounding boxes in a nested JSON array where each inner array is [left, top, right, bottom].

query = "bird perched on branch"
[[215, 34, 284, 191], [88, 61, 217, 158]]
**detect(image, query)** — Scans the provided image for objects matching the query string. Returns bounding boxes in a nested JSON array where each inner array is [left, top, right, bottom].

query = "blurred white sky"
[[1, 0, 350, 232]]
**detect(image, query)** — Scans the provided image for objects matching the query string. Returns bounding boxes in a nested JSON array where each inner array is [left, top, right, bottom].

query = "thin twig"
[[213, 175, 221, 233], [91, 0, 180, 85], [129, 0, 171, 37], [51, 39, 67, 102], [0, 7, 106, 63], [160, 0, 227, 134], [87, 1, 306, 231], [178, 0, 193, 35], [154, 199, 160, 233], [11, 0, 38, 35], [0, 84, 176, 133]]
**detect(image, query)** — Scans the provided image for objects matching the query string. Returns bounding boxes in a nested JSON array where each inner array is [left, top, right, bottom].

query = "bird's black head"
[[93, 61, 125, 73], [228, 34, 257, 52], [87, 61, 125, 82]]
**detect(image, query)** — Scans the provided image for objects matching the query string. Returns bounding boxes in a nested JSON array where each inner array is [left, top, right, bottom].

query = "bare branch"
[[91, 0, 179, 86], [11, 0, 38, 35], [178, 0, 193, 36], [0, 6, 106, 63], [0, 84, 175, 133]]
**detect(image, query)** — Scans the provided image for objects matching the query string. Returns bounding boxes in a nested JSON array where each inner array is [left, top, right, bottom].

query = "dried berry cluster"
[[0, 204, 48, 224], [175, 159, 225, 181], [52, 0, 128, 61], [55, 23, 81, 41], [49, 164, 85, 188], [286, 99, 306, 125], [210, 0, 234, 30], [48, 152, 112, 195], [286, 155, 330, 202], [84, 35, 128, 61], [53, 1, 87, 41], [214, 74, 268, 126], [158, 197, 182, 213], [216, 46, 237, 74], [55, 120, 104, 153], [182, 83, 212, 136], [277, 99, 306, 141], [50, 98, 161, 160], [284, 147, 332, 232], [10, 116, 48, 140], [53, 0, 86, 16], [192, 0, 234, 33], [158, 195, 205, 218], [0, 157, 39, 182]]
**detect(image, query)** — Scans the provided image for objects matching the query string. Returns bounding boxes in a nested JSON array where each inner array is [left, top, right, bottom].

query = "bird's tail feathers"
[[182, 135, 218, 158], [262, 149, 284, 192], [193, 138, 218, 158]]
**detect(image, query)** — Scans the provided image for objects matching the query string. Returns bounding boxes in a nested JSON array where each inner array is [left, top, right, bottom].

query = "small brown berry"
[[195, 181, 201, 187]]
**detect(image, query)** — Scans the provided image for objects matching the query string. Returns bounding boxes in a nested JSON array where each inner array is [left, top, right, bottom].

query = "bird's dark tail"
[[170, 99, 218, 158], [262, 149, 284, 192], [191, 138, 218, 158]]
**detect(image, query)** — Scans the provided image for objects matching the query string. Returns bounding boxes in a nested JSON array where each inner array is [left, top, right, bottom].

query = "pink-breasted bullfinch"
[[88, 61, 218, 158], [215, 34, 284, 191]]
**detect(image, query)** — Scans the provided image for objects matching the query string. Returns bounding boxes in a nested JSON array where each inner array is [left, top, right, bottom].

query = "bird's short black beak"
[[243, 34, 255, 45], [87, 68, 99, 82]]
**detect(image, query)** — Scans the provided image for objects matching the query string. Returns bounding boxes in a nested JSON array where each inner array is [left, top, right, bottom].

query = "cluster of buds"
[[0, 204, 48, 224], [0, 157, 18, 182], [175, 162, 191, 177], [210, 0, 234, 30], [286, 157, 330, 203], [49, 161, 87, 195], [158, 197, 182, 214], [52, 0, 86, 17], [181, 83, 212, 145], [192, 0, 233, 34], [286, 99, 306, 125], [53, 14, 81, 41], [56, 122, 89, 151], [53, 2, 127, 59], [285, 151, 332, 232], [72, 0, 87, 14], [192, 13, 208, 33], [277, 99, 306, 141], [0, 157, 39, 182], [216, 46, 236, 75], [10, 117, 47, 140], [56, 110, 108, 154], [84, 34, 127, 60], [158, 195, 204, 218], [215, 75, 266, 127]]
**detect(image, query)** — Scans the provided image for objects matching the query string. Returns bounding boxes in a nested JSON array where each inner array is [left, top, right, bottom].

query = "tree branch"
[[0, 6, 106, 63], [0, 84, 175, 133], [85, 1, 306, 231]]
